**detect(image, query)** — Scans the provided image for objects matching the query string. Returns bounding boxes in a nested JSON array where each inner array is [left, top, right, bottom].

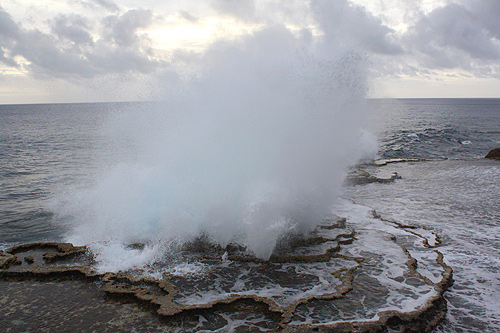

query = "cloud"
[[0, 1, 417, 81], [391, 0, 500, 80], [51, 14, 94, 45], [0, 6, 165, 79], [211, 0, 256, 21], [0, 6, 20, 38], [2, 0, 500, 102], [466, 0, 500, 40], [0, 6, 21, 67], [310, 0, 403, 55], [93, 0, 120, 12], [359, 0, 500, 82], [70, 0, 120, 13], [86, 43, 162, 75], [13, 29, 96, 77], [179, 10, 199, 23], [102, 9, 154, 47], [408, 3, 500, 61]]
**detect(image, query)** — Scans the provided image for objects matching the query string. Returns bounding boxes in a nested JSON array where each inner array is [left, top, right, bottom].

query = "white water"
[[343, 159, 500, 331], [52, 8, 376, 269]]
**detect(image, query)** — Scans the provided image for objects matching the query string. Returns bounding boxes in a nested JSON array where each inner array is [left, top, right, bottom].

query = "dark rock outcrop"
[[485, 148, 500, 160], [347, 170, 401, 185]]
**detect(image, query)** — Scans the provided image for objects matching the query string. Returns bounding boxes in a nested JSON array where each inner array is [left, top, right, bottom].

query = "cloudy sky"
[[1, 0, 499, 104]]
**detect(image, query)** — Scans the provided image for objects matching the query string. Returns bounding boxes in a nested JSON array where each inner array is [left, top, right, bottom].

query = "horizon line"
[[2, 96, 500, 107]]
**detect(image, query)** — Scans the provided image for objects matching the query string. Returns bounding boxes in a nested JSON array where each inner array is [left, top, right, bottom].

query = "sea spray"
[[52, 16, 373, 270]]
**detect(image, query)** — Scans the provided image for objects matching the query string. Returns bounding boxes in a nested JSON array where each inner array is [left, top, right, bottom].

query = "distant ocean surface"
[[1, 99, 499, 331]]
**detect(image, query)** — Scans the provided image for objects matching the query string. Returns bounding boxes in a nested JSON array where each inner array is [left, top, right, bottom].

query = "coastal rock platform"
[[1, 213, 453, 332]]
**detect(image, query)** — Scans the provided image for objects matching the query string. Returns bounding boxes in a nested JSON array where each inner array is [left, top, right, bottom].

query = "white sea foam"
[[164, 262, 208, 277], [407, 133, 419, 139], [342, 159, 500, 331]]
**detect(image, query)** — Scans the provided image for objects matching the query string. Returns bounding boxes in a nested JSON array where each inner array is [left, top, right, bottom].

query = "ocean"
[[1, 98, 499, 331]]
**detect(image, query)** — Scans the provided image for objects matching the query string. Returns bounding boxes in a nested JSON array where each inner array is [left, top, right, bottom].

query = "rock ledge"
[[485, 148, 500, 160]]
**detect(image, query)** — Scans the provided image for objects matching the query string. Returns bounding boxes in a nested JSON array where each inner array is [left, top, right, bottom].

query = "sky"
[[1, 0, 500, 104]]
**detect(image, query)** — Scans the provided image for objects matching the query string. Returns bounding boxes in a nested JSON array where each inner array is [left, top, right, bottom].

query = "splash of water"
[[53, 17, 374, 271]]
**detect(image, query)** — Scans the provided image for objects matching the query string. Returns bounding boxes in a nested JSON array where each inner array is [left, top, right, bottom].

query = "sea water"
[[350, 98, 500, 331], [1, 98, 499, 331]]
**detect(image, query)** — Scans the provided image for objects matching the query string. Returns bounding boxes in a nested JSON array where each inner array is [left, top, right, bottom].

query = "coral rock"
[[485, 148, 500, 160]]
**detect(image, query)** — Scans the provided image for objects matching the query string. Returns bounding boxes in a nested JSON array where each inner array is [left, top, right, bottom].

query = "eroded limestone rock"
[[0, 219, 453, 333], [347, 169, 401, 185], [485, 147, 500, 160]]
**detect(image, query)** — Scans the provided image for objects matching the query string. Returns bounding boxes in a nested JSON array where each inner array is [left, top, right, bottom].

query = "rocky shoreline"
[[1, 222, 453, 332]]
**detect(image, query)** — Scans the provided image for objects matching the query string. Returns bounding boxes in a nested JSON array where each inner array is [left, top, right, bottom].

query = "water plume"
[[53, 16, 373, 270]]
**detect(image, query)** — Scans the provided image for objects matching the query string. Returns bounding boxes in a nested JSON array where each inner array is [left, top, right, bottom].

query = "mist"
[[52, 9, 374, 270]]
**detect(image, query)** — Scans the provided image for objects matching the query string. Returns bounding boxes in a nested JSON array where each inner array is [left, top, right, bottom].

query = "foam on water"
[[279, 198, 446, 327], [342, 159, 500, 331]]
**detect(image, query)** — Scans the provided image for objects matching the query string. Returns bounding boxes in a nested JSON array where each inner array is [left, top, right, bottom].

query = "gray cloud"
[[408, 3, 500, 61], [86, 42, 162, 75], [355, 0, 500, 81], [395, 0, 500, 79], [466, 0, 500, 40], [13, 29, 95, 77], [0, 6, 20, 38], [178, 10, 198, 23], [102, 9, 153, 47], [0, 6, 21, 67], [93, 0, 120, 12], [209, 0, 403, 57], [0, 6, 165, 79], [2, 0, 500, 98], [51, 14, 94, 45], [311, 0, 403, 55], [69, 0, 119, 13], [211, 0, 256, 21]]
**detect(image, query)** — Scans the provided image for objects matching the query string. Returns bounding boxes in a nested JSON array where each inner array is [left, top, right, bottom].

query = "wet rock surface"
[[347, 170, 401, 185], [0, 212, 453, 332], [346, 161, 407, 186]]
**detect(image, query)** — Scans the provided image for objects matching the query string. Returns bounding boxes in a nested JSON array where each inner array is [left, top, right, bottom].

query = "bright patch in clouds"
[[147, 15, 262, 51], [1, 0, 500, 103]]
